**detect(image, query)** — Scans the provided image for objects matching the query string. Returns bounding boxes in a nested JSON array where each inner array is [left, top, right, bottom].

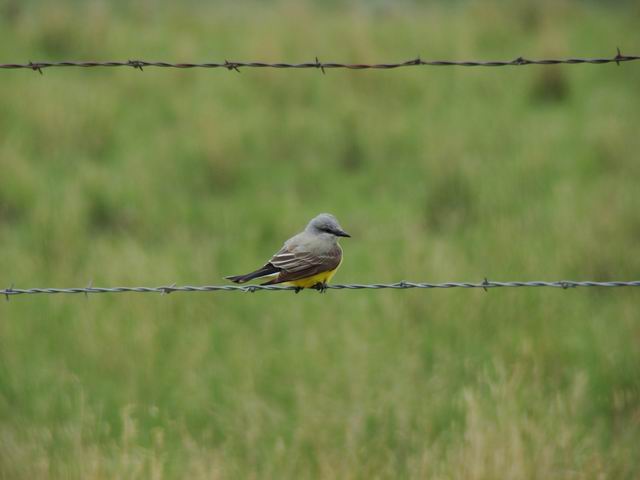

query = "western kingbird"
[[225, 213, 350, 291]]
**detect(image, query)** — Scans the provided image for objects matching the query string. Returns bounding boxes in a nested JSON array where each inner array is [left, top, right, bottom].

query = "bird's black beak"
[[335, 229, 351, 238]]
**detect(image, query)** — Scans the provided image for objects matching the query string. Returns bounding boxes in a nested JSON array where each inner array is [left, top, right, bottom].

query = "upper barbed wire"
[[2, 280, 640, 300], [1, 49, 638, 74]]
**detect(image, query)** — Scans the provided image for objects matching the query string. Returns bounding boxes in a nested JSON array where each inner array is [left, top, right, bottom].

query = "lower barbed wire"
[[1, 280, 640, 298]]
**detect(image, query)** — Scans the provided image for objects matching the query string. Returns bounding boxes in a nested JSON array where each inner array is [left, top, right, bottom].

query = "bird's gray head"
[[306, 213, 351, 238]]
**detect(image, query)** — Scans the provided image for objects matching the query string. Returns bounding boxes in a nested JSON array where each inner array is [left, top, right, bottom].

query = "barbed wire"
[[1, 49, 638, 74], [2, 280, 640, 300]]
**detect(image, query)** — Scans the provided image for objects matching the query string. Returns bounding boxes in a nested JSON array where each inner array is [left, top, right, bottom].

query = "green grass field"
[[1, 1, 639, 478]]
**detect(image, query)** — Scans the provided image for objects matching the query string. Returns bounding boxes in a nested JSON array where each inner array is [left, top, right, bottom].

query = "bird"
[[225, 213, 350, 292]]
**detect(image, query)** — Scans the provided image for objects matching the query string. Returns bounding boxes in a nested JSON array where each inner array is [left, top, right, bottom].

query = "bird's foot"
[[294, 286, 303, 294], [313, 282, 328, 293]]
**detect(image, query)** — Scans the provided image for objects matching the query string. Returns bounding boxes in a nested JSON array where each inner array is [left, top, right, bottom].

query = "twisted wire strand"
[[2, 280, 640, 300], [1, 50, 638, 73]]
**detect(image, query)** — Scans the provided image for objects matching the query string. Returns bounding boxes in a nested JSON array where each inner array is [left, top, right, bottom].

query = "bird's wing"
[[266, 243, 342, 283]]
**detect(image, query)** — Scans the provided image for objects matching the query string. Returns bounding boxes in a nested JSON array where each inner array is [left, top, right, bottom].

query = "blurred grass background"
[[1, 0, 640, 478]]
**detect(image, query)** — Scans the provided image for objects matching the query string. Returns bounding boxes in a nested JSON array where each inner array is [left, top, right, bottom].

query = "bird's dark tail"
[[225, 264, 279, 284]]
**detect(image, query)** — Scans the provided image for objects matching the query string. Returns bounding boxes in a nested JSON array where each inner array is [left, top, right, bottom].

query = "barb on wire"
[[1, 280, 639, 299], [1, 49, 639, 74]]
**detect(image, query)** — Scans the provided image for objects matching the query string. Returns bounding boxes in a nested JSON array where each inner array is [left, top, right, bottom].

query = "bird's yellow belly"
[[287, 268, 339, 288]]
